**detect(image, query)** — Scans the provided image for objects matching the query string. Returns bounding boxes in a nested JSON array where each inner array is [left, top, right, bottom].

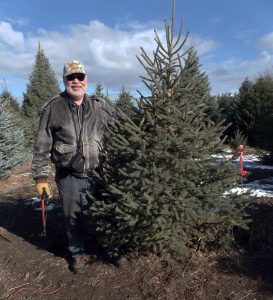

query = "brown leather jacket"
[[32, 92, 113, 179]]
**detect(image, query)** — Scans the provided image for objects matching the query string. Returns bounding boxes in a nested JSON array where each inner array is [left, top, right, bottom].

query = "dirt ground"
[[1, 162, 273, 299]]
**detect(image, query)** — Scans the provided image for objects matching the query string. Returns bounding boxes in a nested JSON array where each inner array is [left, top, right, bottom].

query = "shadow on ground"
[[0, 185, 108, 263], [217, 200, 273, 297], [0, 186, 67, 256]]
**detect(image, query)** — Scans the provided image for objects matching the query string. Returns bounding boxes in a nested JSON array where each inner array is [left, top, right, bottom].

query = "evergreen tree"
[[211, 93, 239, 140], [181, 47, 211, 103], [90, 6, 250, 259], [236, 72, 273, 153], [0, 84, 25, 130], [217, 93, 239, 129], [94, 82, 112, 104], [0, 81, 21, 115], [94, 82, 105, 98], [252, 73, 273, 156], [235, 78, 257, 144], [0, 102, 27, 178], [114, 86, 137, 120], [22, 44, 61, 147], [205, 95, 221, 124]]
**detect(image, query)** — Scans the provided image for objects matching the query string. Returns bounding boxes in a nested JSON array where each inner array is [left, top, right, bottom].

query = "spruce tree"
[[235, 78, 257, 145], [210, 93, 239, 140], [22, 44, 61, 147], [114, 86, 137, 120], [0, 85, 25, 129], [0, 102, 27, 178], [181, 47, 211, 103], [205, 96, 221, 125], [94, 82, 105, 98], [0, 82, 21, 115], [94, 82, 112, 105], [90, 5, 250, 259], [236, 72, 273, 153], [251, 73, 273, 157]]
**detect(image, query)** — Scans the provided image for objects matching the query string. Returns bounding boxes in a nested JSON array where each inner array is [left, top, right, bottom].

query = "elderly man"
[[32, 60, 113, 274]]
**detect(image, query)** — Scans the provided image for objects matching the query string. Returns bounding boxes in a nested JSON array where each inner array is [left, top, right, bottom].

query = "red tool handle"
[[41, 188, 47, 235]]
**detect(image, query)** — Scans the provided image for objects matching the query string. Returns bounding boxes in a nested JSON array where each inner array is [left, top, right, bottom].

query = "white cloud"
[[2, 19, 272, 100], [5, 16, 29, 27], [0, 19, 219, 99], [0, 21, 24, 49], [189, 35, 218, 55], [202, 30, 273, 95], [239, 51, 273, 70], [258, 32, 273, 52]]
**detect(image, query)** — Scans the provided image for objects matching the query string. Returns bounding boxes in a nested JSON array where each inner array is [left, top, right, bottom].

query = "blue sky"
[[0, 0, 273, 103]]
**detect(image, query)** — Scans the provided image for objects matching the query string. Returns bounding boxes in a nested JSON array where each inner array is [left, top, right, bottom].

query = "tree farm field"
[[0, 158, 273, 300]]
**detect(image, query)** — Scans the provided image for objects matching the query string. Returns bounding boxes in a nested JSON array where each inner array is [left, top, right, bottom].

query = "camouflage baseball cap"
[[63, 60, 86, 77]]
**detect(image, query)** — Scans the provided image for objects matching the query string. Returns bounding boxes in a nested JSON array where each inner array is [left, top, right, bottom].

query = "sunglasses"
[[66, 73, 86, 81]]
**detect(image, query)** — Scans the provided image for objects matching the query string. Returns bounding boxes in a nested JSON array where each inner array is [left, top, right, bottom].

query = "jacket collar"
[[62, 91, 90, 110]]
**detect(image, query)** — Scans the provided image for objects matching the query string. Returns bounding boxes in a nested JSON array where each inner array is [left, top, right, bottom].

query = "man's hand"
[[35, 179, 52, 197]]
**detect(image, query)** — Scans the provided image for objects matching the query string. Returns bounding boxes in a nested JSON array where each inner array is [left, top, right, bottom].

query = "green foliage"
[[0, 85, 26, 130], [0, 82, 21, 115], [205, 96, 221, 124], [114, 86, 137, 120], [236, 78, 257, 145], [21, 44, 61, 148], [229, 129, 248, 151], [209, 93, 239, 140], [94, 82, 112, 105], [252, 74, 273, 154], [94, 82, 105, 99], [181, 47, 211, 103], [0, 101, 29, 178], [217, 93, 239, 126], [236, 72, 273, 157], [89, 8, 251, 259]]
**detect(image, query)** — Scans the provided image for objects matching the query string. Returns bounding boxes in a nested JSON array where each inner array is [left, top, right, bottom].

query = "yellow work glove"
[[35, 179, 52, 197]]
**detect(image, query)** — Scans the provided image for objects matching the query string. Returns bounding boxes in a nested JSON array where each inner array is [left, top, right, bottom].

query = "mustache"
[[71, 83, 83, 88], [65, 83, 84, 90]]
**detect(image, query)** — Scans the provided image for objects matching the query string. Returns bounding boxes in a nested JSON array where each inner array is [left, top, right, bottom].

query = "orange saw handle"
[[41, 188, 48, 235]]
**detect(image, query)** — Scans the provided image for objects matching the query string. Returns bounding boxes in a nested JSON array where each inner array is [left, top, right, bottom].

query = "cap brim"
[[64, 71, 86, 77]]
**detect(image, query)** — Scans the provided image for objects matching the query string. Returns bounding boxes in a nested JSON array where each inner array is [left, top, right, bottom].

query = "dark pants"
[[55, 169, 98, 258]]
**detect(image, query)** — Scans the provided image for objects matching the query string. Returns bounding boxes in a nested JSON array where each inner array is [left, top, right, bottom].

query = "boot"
[[70, 256, 86, 274]]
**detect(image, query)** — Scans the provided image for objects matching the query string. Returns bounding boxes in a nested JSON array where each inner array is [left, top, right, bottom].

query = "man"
[[32, 60, 113, 274]]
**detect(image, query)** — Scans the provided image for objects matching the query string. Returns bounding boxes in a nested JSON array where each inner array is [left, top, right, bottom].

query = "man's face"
[[64, 73, 87, 100]]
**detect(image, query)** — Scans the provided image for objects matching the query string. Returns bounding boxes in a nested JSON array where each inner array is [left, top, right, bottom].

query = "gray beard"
[[65, 85, 85, 99]]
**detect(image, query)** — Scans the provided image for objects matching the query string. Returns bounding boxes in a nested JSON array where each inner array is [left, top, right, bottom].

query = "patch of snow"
[[233, 156, 273, 170], [20, 172, 32, 177], [236, 154, 260, 162], [216, 148, 273, 198], [14, 172, 32, 177], [24, 196, 56, 211], [244, 178, 273, 190], [34, 203, 56, 212], [213, 150, 273, 170], [211, 153, 233, 160], [223, 186, 273, 198], [24, 197, 40, 205]]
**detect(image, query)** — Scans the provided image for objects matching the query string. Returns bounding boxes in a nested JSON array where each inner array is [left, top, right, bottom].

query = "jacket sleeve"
[[31, 105, 53, 180]]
